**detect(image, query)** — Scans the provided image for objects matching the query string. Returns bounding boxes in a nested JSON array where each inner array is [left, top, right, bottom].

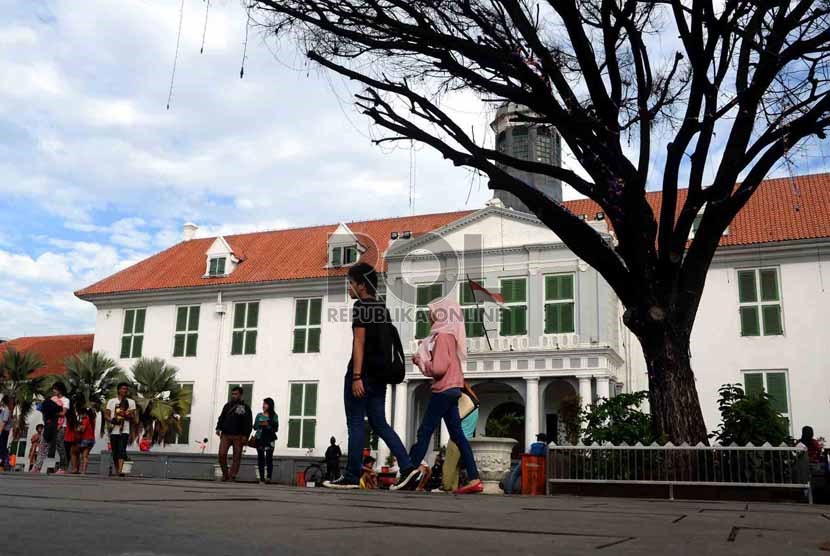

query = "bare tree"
[[250, 0, 830, 443]]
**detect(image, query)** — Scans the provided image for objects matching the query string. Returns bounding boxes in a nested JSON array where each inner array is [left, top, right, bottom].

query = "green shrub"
[[711, 384, 791, 446], [581, 391, 656, 445]]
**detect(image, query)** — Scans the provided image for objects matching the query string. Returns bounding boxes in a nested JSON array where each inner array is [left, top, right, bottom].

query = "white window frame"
[[498, 277, 528, 337], [120, 308, 146, 359], [173, 305, 200, 358], [415, 283, 444, 340], [737, 267, 785, 337], [741, 369, 791, 431], [543, 273, 576, 334], [231, 302, 259, 355], [459, 279, 486, 338], [292, 298, 322, 353], [174, 382, 194, 445], [287, 381, 318, 449], [208, 257, 227, 277]]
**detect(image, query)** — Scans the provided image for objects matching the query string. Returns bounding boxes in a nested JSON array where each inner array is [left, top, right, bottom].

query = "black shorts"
[[110, 433, 129, 461]]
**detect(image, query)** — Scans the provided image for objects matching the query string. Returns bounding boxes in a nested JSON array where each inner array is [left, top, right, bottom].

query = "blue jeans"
[[409, 388, 479, 480], [344, 373, 413, 483]]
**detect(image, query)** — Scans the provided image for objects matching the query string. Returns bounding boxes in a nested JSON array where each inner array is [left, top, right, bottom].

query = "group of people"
[[214, 387, 279, 483], [322, 262, 483, 494]]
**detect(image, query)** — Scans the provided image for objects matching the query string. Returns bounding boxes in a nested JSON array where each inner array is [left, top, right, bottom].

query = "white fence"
[[547, 441, 813, 503]]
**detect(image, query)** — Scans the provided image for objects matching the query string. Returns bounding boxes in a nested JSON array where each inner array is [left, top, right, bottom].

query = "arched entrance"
[[485, 402, 525, 459], [543, 379, 579, 444], [472, 381, 525, 459]]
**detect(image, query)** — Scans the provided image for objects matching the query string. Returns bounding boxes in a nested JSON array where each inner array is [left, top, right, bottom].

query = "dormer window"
[[689, 207, 729, 239], [209, 257, 227, 277], [203, 236, 239, 278], [331, 245, 358, 267]]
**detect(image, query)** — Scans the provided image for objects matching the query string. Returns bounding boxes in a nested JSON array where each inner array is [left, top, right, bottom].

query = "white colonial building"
[[74, 173, 830, 460]]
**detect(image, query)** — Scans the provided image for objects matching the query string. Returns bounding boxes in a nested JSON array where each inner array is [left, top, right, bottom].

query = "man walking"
[[324, 263, 419, 489], [105, 382, 137, 477], [0, 396, 15, 471], [215, 386, 252, 482], [324, 437, 342, 482]]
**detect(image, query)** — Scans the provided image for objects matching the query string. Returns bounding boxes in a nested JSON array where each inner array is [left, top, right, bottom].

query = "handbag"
[[458, 383, 480, 420], [247, 435, 257, 448]]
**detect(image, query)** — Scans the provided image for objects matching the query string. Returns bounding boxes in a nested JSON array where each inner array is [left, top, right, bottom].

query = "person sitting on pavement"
[[360, 455, 378, 489], [529, 433, 548, 457], [799, 426, 823, 464]]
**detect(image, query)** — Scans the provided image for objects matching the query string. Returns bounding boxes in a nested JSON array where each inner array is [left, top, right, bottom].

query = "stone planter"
[[469, 436, 517, 494]]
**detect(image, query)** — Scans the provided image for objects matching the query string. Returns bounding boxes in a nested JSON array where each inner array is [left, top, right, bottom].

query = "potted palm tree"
[[0, 348, 47, 442], [130, 358, 192, 451]]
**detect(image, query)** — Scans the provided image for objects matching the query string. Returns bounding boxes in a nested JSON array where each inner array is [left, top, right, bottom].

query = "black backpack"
[[370, 320, 406, 385]]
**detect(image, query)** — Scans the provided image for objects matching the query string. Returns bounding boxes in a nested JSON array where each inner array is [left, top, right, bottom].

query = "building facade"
[[74, 173, 830, 459]]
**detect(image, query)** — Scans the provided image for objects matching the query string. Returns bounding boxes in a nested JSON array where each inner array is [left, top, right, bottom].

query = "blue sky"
[[2, 1, 828, 339], [0, 0, 504, 338]]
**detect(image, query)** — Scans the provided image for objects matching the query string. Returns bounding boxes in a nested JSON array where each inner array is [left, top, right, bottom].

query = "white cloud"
[[0, 250, 73, 284]]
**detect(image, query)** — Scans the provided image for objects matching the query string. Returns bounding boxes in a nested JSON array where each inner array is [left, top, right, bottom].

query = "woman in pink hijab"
[[391, 296, 482, 494]]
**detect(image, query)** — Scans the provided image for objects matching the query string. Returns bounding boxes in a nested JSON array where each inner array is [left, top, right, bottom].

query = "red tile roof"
[[76, 173, 830, 298], [0, 335, 94, 378], [76, 211, 474, 297], [563, 172, 830, 246]]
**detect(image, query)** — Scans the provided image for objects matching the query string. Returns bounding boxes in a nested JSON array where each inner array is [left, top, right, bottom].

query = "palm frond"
[[129, 358, 189, 446]]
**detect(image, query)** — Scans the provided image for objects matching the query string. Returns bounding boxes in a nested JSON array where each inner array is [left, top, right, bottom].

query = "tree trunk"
[[639, 327, 708, 445]]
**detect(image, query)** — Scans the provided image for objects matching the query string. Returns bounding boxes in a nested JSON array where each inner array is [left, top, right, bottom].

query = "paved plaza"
[[1, 473, 828, 555]]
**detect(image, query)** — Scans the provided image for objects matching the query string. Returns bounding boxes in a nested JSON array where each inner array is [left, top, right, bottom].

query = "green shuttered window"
[[544, 274, 575, 334], [331, 245, 358, 266], [175, 383, 194, 444], [743, 370, 790, 428], [173, 306, 200, 357], [231, 302, 259, 355], [459, 281, 485, 338], [120, 308, 146, 358], [287, 382, 318, 449], [208, 257, 226, 277], [293, 298, 322, 353], [415, 284, 443, 339], [738, 268, 783, 336], [499, 278, 527, 336]]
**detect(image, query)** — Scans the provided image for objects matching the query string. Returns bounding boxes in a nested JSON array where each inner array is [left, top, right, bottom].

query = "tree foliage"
[[130, 358, 192, 446], [0, 347, 46, 436], [581, 391, 656, 445], [711, 384, 791, 446], [45, 351, 126, 411], [249, 0, 830, 443]]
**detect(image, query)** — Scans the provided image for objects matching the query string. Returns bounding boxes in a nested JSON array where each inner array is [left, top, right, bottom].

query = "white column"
[[393, 381, 409, 447], [524, 377, 540, 451], [377, 385, 393, 466], [578, 377, 593, 411], [596, 377, 610, 401]]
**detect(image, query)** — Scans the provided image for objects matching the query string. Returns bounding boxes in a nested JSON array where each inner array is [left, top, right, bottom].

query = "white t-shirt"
[[51, 395, 70, 429], [106, 397, 136, 435]]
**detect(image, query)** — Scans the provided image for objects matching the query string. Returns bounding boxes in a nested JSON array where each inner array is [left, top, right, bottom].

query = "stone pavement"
[[1, 473, 828, 555]]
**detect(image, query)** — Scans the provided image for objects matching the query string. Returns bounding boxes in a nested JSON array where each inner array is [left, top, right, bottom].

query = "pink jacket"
[[416, 333, 465, 393]]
